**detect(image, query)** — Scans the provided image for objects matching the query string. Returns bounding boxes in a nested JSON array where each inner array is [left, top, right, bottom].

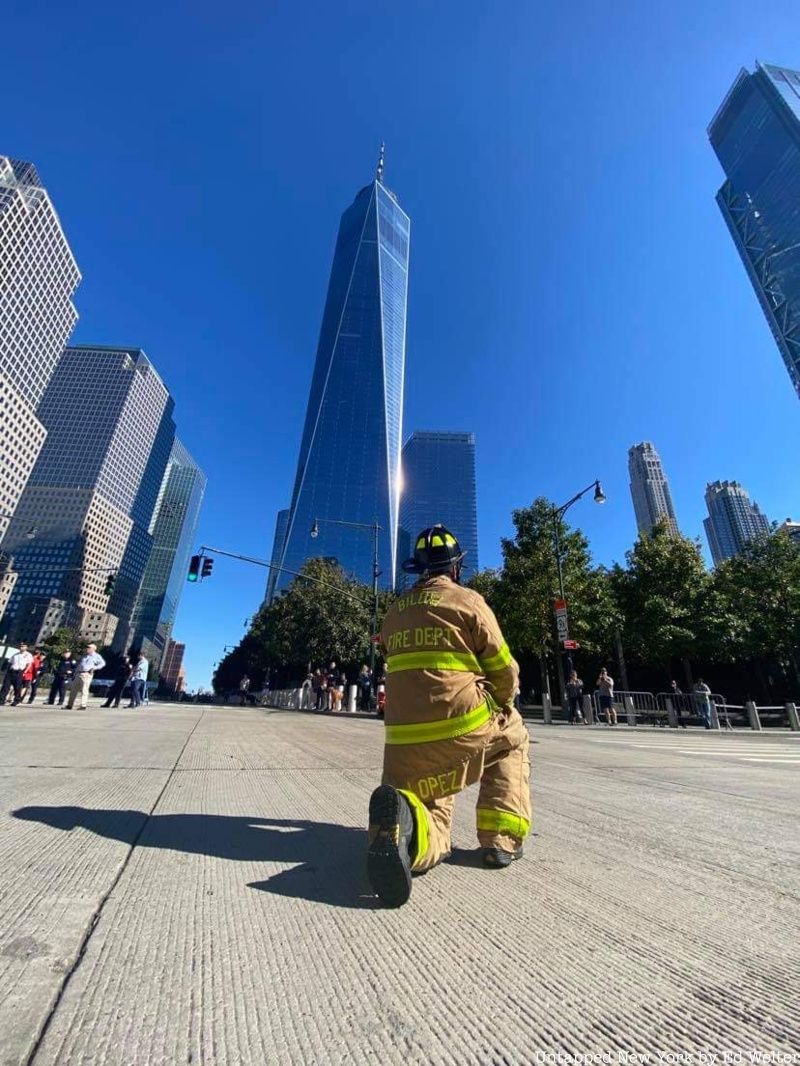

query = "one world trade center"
[[271, 149, 410, 597]]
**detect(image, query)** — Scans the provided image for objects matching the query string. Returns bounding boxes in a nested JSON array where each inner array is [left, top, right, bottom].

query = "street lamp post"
[[310, 516, 383, 675], [551, 479, 606, 707]]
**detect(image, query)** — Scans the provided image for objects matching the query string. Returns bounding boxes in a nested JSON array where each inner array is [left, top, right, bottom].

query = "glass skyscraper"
[[265, 508, 289, 603], [398, 431, 479, 584], [0, 157, 81, 539], [125, 438, 206, 655], [709, 62, 800, 397], [703, 479, 771, 566], [628, 441, 679, 537], [275, 155, 409, 592], [2, 347, 175, 644]]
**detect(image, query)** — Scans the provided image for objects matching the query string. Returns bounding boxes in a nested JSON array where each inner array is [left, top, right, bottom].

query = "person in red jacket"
[[23, 649, 45, 704]]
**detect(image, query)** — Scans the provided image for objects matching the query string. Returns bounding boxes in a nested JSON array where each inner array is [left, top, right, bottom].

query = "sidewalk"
[[1, 703, 798, 1064]]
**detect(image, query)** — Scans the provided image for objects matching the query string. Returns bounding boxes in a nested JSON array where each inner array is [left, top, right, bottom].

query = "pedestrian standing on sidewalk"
[[103, 655, 131, 708], [597, 668, 616, 725], [0, 643, 33, 706], [23, 648, 45, 703], [129, 652, 149, 708], [326, 661, 338, 710], [566, 671, 584, 724], [238, 674, 250, 707], [312, 668, 324, 709], [67, 644, 106, 710], [357, 664, 373, 712], [694, 678, 712, 729], [48, 651, 77, 706], [670, 680, 687, 728]]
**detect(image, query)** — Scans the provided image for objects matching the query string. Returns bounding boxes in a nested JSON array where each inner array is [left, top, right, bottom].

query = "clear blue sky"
[[5, 1, 800, 689]]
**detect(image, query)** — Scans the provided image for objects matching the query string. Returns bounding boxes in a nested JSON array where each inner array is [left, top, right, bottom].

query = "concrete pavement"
[[1, 702, 799, 1065]]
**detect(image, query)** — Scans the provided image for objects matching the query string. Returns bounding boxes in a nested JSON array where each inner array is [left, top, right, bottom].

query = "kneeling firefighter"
[[367, 524, 531, 907]]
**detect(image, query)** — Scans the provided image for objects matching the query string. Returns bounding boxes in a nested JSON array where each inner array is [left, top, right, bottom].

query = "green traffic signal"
[[188, 555, 201, 582]]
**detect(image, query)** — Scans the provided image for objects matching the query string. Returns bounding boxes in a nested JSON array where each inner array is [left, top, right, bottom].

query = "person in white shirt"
[[128, 653, 149, 708], [1, 642, 33, 706], [67, 643, 106, 710]]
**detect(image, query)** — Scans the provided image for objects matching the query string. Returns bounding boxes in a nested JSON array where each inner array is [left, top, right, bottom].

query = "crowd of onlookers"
[[563, 669, 716, 727], [0, 641, 151, 710], [234, 662, 386, 715]]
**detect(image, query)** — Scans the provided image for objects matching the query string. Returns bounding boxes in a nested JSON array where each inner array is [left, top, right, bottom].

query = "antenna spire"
[[376, 142, 385, 184]]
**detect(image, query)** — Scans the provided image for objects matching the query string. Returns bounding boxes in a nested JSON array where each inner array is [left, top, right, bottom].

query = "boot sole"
[[367, 785, 412, 907]]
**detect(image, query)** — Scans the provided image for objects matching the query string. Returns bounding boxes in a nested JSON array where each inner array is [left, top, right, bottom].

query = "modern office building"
[[628, 441, 680, 537], [397, 431, 479, 584], [160, 639, 186, 694], [708, 62, 800, 397], [265, 508, 289, 604], [275, 149, 409, 592], [124, 438, 206, 656], [703, 480, 771, 565], [0, 157, 81, 538], [1, 347, 175, 642]]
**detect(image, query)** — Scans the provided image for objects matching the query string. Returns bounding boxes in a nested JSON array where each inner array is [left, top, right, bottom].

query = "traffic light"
[[188, 555, 201, 582], [104, 572, 116, 595], [201, 556, 214, 579]]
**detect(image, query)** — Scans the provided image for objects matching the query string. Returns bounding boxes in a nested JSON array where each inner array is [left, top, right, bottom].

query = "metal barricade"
[[590, 690, 660, 725], [656, 692, 727, 727]]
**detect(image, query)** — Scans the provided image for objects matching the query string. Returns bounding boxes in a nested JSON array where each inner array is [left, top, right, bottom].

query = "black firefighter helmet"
[[402, 524, 466, 576]]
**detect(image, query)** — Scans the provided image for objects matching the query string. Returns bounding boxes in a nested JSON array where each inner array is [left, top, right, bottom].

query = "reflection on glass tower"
[[276, 148, 409, 591], [709, 62, 800, 397], [398, 432, 479, 587]]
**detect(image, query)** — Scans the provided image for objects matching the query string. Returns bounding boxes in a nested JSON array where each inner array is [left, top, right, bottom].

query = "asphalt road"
[[1, 703, 798, 1065]]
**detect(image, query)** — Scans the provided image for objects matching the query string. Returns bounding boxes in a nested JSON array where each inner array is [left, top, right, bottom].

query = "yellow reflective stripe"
[[431, 534, 444, 546], [386, 651, 481, 674], [479, 642, 512, 674], [444, 533, 457, 546], [416, 537, 426, 549], [476, 807, 530, 840], [397, 788, 429, 867], [385, 700, 491, 746]]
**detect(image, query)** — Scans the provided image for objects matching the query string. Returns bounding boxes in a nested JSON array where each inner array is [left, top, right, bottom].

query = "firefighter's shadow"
[[12, 806, 378, 909]]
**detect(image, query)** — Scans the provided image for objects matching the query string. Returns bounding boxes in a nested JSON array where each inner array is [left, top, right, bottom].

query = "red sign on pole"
[[563, 639, 580, 650]]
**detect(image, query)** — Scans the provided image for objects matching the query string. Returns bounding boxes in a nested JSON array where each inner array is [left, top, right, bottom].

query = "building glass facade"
[[709, 62, 800, 396], [126, 438, 206, 654], [1, 347, 175, 641], [265, 508, 289, 603], [627, 441, 679, 537], [276, 171, 409, 592], [397, 431, 479, 585], [703, 479, 771, 565], [0, 156, 81, 539]]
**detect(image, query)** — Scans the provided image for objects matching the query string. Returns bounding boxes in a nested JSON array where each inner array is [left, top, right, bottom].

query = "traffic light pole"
[[196, 545, 367, 605]]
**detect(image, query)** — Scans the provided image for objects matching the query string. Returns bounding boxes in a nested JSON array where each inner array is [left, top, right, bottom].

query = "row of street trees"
[[214, 501, 800, 704]]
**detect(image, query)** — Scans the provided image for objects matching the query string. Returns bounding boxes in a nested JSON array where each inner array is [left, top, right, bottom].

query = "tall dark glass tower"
[[398, 431, 479, 585], [276, 150, 409, 591], [709, 61, 800, 397]]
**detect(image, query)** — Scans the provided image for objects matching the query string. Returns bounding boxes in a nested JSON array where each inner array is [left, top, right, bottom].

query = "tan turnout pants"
[[386, 708, 531, 872]]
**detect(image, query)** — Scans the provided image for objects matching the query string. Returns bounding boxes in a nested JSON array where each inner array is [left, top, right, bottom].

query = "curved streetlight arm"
[[554, 479, 604, 519]]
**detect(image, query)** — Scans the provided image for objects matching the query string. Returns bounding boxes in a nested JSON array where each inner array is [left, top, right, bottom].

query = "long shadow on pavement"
[[12, 806, 378, 909]]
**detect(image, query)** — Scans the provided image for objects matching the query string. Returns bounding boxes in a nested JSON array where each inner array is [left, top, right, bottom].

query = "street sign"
[[563, 639, 580, 650], [554, 598, 569, 641]]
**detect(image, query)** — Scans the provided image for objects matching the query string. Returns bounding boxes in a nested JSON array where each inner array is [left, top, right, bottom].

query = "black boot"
[[482, 846, 524, 868], [367, 785, 415, 907]]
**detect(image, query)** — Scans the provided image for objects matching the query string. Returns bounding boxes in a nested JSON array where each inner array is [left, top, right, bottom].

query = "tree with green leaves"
[[479, 498, 614, 699], [711, 530, 800, 685], [39, 627, 83, 670], [613, 521, 709, 685], [213, 559, 378, 693]]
